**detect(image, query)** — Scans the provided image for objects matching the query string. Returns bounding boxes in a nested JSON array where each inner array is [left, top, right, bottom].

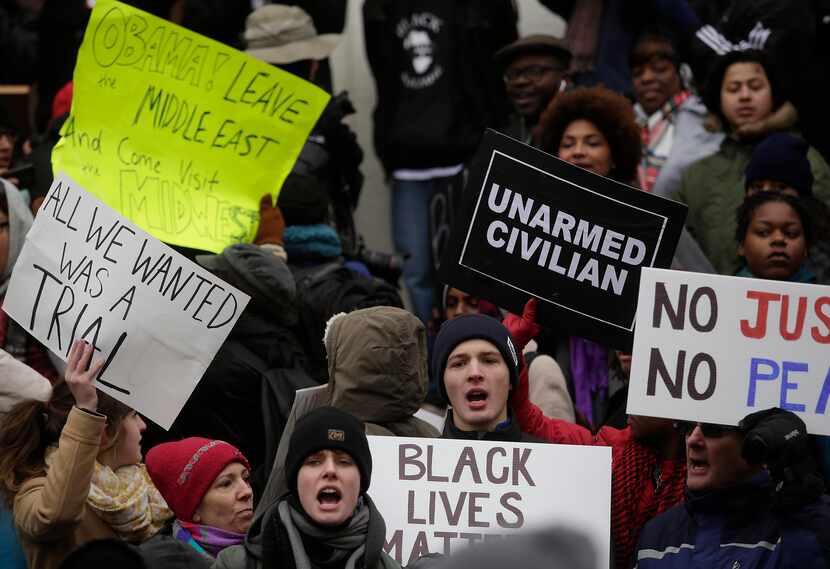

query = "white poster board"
[[367, 436, 611, 568], [628, 268, 830, 435], [2, 173, 249, 428]]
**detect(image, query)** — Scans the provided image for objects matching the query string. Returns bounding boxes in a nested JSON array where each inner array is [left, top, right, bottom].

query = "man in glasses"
[[495, 35, 572, 145], [634, 408, 829, 568]]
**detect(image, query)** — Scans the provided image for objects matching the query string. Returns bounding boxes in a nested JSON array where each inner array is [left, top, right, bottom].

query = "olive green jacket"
[[673, 136, 830, 274]]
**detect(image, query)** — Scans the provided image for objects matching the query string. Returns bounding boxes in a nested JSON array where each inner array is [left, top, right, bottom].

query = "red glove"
[[254, 194, 285, 246], [502, 298, 541, 352]]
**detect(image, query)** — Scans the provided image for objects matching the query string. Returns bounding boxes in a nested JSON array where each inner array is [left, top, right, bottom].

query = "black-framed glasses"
[[678, 421, 741, 438], [503, 65, 564, 83]]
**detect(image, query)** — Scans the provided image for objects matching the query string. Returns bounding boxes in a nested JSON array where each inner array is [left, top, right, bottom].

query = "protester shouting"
[[215, 407, 403, 569], [0, 340, 171, 569], [140, 438, 254, 565], [433, 314, 541, 442], [634, 409, 829, 568], [504, 300, 687, 569]]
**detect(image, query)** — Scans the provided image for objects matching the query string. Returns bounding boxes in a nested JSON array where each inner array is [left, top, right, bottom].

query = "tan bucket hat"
[[244, 5, 341, 64]]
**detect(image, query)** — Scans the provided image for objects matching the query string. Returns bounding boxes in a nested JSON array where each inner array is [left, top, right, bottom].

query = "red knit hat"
[[145, 437, 250, 522]]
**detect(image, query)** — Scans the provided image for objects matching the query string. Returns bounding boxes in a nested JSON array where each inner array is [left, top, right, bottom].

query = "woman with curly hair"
[[675, 49, 830, 275], [535, 86, 641, 184]]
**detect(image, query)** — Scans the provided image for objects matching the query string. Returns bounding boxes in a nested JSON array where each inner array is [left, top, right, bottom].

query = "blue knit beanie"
[[432, 314, 520, 404], [745, 133, 813, 197]]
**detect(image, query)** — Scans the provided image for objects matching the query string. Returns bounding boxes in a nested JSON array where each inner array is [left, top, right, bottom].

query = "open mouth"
[[466, 388, 489, 410], [688, 458, 708, 474], [317, 488, 342, 508]]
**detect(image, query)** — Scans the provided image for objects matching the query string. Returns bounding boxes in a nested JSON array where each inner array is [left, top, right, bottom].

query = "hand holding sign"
[[65, 340, 104, 411], [2, 173, 250, 428], [53, 0, 330, 253], [439, 130, 687, 348]]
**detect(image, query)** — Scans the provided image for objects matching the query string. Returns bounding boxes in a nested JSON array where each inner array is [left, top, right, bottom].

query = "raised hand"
[[65, 340, 104, 412]]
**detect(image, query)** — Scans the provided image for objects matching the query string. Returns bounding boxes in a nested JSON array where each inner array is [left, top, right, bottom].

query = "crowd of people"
[[0, 0, 829, 568]]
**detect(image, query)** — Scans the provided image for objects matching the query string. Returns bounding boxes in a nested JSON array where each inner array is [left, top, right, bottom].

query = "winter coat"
[[634, 473, 830, 569], [14, 407, 116, 569], [213, 495, 401, 569], [513, 368, 686, 569], [362, 0, 517, 173], [674, 135, 830, 274], [139, 532, 212, 569], [647, 96, 724, 200], [325, 307, 439, 438], [442, 410, 545, 443]]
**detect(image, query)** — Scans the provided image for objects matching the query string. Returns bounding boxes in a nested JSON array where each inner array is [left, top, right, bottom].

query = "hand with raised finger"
[[65, 340, 104, 412]]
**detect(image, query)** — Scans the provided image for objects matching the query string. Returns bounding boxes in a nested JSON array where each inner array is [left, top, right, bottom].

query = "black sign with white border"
[[439, 130, 687, 349]]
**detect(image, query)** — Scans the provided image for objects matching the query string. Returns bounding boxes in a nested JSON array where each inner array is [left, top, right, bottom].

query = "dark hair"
[[534, 86, 641, 183], [735, 191, 813, 248], [0, 381, 131, 508], [630, 32, 680, 71], [703, 50, 785, 131]]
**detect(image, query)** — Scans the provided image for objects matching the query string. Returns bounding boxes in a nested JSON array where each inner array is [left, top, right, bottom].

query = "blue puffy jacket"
[[634, 473, 830, 569]]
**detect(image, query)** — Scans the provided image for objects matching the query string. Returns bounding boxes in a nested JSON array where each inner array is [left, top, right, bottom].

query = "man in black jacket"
[[362, 0, 517, 325], [433, 314, 541, 442]]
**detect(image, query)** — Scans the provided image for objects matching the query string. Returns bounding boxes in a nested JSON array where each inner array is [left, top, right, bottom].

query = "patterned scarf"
[[173, 519, 245, 558], [44, 446, 172, 542], [610, 440, 686, 569], [636, 91, 691, 192], [86, 461, 173, 542], [568, 336, 608, 425]]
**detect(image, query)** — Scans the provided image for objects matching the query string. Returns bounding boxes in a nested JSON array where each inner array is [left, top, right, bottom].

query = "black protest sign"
[[439, 130, 687, 349]]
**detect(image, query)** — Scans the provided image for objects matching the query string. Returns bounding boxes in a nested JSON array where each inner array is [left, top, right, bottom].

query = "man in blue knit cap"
[[432, 314, 541, 442]]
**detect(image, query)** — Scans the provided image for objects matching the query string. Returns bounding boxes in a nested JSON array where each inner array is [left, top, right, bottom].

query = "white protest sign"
[[628, 268, 830, 435], [367, 436, 611, 569], [2, 173, 250, 429]]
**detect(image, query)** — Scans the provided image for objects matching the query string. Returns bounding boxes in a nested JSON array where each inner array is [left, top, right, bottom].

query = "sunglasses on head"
[[677, 421, 741, 438]]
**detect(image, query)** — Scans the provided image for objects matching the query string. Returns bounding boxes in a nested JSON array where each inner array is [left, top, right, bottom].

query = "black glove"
[[739, 408, 824, 510]]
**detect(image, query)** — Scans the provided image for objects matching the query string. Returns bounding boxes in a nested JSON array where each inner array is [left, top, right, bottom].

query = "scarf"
[[173, 519, 245, 558], [610, 440, 686, 569], [0, 179, 32, 296], [636, 91, 691, 193], [568, 336, 608, 425], [44, 446, 172, 541], [266, 497, 371, 569], [284, 224, 343, 260]]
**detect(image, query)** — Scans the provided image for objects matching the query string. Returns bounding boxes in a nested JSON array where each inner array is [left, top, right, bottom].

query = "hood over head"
[[1, 179, 33, 295], [325, 306, 427, 423], [197, 244, 297, 325]]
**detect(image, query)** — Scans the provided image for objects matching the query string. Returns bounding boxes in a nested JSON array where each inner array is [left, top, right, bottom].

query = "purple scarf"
[[174, 519, 245, 558], [569, 336, 609, 425]]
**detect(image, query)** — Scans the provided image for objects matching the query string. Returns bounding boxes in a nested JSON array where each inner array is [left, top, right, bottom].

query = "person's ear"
[[309, 60, 320, 82]]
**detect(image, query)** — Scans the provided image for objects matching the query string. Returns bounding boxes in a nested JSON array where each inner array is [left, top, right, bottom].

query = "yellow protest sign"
[[53, 0, 331, 253]]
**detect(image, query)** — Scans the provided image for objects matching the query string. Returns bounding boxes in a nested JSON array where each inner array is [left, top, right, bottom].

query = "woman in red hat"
[[144, 437, 253, 561]]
